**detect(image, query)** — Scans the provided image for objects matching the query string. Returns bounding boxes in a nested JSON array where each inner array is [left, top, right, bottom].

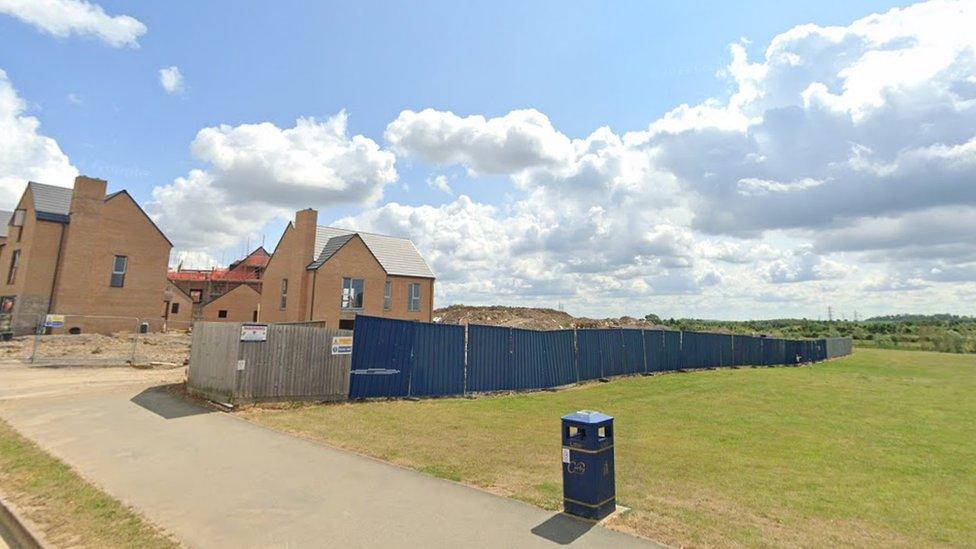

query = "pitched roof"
[[0, 210, 11, 238], [308, 227, 435, 278], [313, 226, 355, 260], [29, 182, 73, 221]]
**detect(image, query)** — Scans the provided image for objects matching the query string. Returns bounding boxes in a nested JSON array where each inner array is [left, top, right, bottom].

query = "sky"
[[1, 0, 975, 320]]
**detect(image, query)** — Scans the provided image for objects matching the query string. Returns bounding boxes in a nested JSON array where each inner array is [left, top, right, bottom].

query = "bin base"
[[563, 497, 616, 521]]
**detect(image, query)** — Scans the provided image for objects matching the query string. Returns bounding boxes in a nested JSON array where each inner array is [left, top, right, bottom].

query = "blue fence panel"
[[466, 324, 512, 392], [761, 337, 786, 365], [663, 330, 682, 370], [682, 331, 733, 369], [512, 329, 577, 390], [643, 330, 663, 372], [410, 322, 465, 397], [349, 316, 414, 399], [733, 335, 764, 366], [620, 329, 645, 375], [576, 329, 612, 380]]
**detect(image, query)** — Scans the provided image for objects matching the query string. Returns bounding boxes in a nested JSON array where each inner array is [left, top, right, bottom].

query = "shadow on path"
[[130, 385, 212, 420], [531, 513, 596, 545]]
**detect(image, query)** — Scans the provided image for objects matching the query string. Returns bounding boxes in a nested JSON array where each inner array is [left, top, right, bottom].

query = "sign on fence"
[[240, 323, 268, 342], [44, 314, 65, 328], [331, 336, 353, 355]]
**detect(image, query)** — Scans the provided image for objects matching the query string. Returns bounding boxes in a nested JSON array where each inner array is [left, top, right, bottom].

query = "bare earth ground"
[[0, 332, 192, 366]]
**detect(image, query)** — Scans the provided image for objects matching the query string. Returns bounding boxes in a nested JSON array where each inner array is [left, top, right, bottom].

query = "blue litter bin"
[[561, 410, 615, 520]]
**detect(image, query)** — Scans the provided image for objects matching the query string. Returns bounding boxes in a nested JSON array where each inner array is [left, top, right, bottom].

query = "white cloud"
[[358, 1, 976, 317], [386, 108, 574, 175], [0, 0, 146, 48], [158, 66, 184, 95], [0, 69, 77, 209], [426, 174, 453, 195], [147, 112, 397, 252]]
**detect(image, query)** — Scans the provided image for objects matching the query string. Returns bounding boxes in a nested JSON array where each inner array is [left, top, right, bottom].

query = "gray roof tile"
[[29, 182, 73, 216], [309, 226, 435, 278]]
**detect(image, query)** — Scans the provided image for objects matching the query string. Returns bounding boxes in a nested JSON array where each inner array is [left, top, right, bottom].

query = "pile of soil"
[[433, 305, 660, 331]]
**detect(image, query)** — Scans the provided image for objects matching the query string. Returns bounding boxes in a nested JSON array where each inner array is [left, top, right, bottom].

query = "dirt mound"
[[433, 305, 657, 331]]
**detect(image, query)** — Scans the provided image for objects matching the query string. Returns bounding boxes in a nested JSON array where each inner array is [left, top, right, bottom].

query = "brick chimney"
[[294, 208, 318, 258], [53, 176, 109, 313]]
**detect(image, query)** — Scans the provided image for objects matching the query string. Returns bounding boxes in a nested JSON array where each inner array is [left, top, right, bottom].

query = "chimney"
[[294, 208, 318, 257], [71, 175, 108, 214]]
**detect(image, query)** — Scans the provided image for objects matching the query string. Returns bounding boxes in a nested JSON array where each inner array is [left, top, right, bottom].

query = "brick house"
[[260, 208, 434, 329], [201, 284, 261, 322], [0, 176, 172, 335], [167, 247, 269, 321]]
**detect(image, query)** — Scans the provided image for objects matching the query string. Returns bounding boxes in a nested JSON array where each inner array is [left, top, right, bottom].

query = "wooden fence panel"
[[236, 324, 352, 402], [187, 322, 242, 403]]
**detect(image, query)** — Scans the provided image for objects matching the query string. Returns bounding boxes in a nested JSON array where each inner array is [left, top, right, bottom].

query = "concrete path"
[[0, 364, 655, 548]]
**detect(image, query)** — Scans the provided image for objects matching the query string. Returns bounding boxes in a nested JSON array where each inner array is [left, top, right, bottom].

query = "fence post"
[[462, 323, 469, 396], [30, 313, 44, 364], [573, 328, 580, 383], [130, 317, 140, 364]]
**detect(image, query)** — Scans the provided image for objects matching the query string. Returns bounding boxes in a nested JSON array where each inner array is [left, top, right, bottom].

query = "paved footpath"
[[0, 364, 655, 548]]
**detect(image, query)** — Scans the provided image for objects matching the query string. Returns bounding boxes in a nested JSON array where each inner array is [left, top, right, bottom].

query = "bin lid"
[[561, 410, 613, 424]]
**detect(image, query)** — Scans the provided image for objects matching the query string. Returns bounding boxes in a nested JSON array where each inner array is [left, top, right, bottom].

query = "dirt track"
[[0, 332, 192, 365]]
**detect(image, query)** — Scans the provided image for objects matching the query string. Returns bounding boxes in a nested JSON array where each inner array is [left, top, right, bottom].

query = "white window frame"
[[110, 255, 127, 288], [408, 283, 421, 312], [383, 281, 392, 311], [341, 277, 364, 310]]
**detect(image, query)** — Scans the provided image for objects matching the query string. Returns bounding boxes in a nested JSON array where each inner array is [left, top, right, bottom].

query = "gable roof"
[[28, 182, 73, 222], [308, 227, 435, 278], [202, 282, 261, 309], [313, 226, 355, 260], [0, 210, 11, 239]]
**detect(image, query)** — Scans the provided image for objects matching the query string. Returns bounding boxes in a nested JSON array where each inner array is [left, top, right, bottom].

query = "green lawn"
[[243, 348, 975, 547], [0, 419, 177, 548]]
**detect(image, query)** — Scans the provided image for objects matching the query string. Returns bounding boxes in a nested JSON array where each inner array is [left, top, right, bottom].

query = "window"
[[341, 277, 364, 309], [279, 279, 288, 310], [11, 210, 24, 243], [383, 281, 392, 311], [171, 302, 180, 314], [252, 310, 258, 322], [218, 310, 228, 318], [0, 296, 15, 314], [408, 283, 421, 312], [189, 289, 202, 303], [110, 255, 127, 287], [339, 318, 355, 330], [7, 250, 20, 285]]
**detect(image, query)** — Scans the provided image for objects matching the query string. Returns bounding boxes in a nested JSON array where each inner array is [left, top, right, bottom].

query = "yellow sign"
[[44, 314, 65, 328], [331, 336, 353, 355]]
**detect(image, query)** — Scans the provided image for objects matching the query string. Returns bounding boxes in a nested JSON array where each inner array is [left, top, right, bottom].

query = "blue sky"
[[2, 0, 975, 319]]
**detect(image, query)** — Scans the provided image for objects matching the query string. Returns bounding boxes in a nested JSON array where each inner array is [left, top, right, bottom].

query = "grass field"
[[243, 348, 975, 547], [0, 419, 177, 548]]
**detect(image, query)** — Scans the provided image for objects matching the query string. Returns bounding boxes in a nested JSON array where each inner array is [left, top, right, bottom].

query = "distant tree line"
[[643, 313, 976, 354]]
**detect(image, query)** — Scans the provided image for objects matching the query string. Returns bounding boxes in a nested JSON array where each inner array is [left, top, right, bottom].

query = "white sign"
[[44, 314, 65, 328], [562, 448, 570, 464], [331, 336, 353, 355], [240, 323, 268, 342], [237, 359, 246, 371]]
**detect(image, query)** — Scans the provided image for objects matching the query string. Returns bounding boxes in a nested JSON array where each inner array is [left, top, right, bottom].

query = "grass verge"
[[243, 348, 975, 547], [0, 419, 178, 548]]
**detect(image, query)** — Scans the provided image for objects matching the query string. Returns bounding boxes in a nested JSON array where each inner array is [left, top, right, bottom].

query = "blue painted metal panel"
[[643, 330, 664, 372], [511, 328, 577, 390], [733, 335, 763, 366], [662, 330, 682, 370], [576, 330, 610, 380], [681, 332, 732, 369], [410, 322, 465, 397], [349, 316, 414, 399], [620, 329, 645, 375], [761, 337, 786, 365], [466, 324, 512, 392]]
